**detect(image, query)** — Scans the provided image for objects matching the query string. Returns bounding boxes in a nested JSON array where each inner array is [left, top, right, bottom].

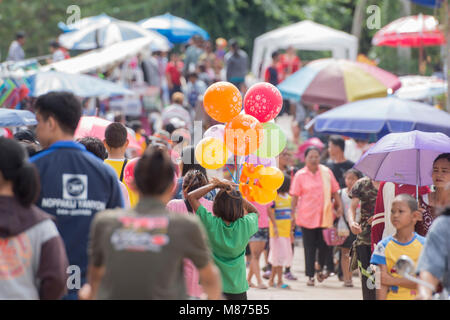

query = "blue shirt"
[[30, 141, 124, 293]]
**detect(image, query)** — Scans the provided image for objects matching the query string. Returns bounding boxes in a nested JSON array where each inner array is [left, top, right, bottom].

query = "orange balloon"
[[225, 114, 263, 156], [203, 81, 242, 123]]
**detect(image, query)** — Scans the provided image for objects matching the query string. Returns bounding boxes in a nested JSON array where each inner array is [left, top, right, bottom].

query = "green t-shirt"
[[196, 205, 258, 294]]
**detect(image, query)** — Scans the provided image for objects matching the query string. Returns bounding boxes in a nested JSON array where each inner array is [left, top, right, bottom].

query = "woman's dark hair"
[[0, 137, 40, 207], [344, 168, 363, 180], [304, 146, 321, 159], [134, 146, 174, 196], [77, 137, 108, 160], [182, 170, 208, 193], [278, 174, 291, 194], [433, 153, 450, 165], [213, 187, 244, 223], [181, 145, 207, 177]]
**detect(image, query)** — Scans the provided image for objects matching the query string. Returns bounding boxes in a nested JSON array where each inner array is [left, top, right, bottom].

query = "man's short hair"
[[35, 91, 82, 135], [171, 92, 184, 104], [329, 135, 345, 152], [49, 40, 60, 48], [16, 31, 25, 39], [272, 51, 279, 59], [77, 137, 108, 160], [105, 122, 128, 149]]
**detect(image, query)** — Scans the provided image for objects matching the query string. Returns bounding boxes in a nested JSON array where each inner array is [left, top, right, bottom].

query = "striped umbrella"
[[277, 58, 401, 107], [58, 17, 169, 50]]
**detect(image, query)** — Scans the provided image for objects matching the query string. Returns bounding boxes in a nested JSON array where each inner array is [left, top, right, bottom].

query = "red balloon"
[[19, 84, 29, 100], [123, 157, 140, 191], [244, 82, 283, 123]]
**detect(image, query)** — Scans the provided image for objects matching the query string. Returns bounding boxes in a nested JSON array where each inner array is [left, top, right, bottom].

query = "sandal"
[[307, 277, 315, 286], [343, 281, 354, 287], [257, 283, 268, 289], [278, 283, 291, 289], [316, 272, 324, 283], [248, 281, 257, 288]]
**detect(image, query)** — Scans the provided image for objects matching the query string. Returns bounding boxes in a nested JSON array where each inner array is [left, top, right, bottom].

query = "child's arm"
[[376, 284, 389, 300], [379, 264, 417, 290], [348, 197, 362, 235], [187, 183, 217, 213], [242, 198, 259, 217], [268, 206, 278, 237]]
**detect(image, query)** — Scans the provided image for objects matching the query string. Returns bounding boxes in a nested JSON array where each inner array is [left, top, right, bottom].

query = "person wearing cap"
[[224, 39, 248, 90], [7, 32, 25, 62]]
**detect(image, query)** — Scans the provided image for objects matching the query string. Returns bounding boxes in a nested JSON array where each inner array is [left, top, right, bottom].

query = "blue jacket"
[[30, 141, 124, 293]]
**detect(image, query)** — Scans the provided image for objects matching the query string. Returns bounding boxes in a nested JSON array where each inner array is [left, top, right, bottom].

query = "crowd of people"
[[1, 31, 449, 301]]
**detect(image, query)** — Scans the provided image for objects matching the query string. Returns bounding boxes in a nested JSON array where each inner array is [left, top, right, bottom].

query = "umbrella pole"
[[416, 149, 419, 202]]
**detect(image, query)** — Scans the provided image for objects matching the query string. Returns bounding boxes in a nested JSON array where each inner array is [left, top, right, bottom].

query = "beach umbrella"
[[58, 17, 168, 50], [372, 14, 446, 74], [138, 13, 209, 43], [395, 75, 447, 100], [354, 130, 450, 199], [277, 58, 401, 107], [308, 96, 450, 140], [74, 116, 141, 150], [0, 109, 37, 127], [28, 71, 133, 98], [57, 13, 114, 33], [410, 0, 443, 8]]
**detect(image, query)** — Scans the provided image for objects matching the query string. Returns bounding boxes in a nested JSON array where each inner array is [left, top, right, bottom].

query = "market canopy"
[[138, 13, 209, 44], [42, 37, 169, 74], [252, 20, 358, 79]]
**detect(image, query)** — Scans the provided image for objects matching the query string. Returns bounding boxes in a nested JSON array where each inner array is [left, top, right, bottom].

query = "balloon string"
[[226, 166, 237, 184]]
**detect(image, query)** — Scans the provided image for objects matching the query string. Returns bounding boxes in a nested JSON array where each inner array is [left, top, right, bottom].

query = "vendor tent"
[[252, 20, 358, 79], [42, 36, 169, 74]]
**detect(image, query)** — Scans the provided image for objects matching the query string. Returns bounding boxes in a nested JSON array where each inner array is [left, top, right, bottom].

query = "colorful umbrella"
[[74, 116, 141, 150], [308, 96, 450, 140], [277, 58, 401, 107], [354, 130, 450, 198], [394, 75, 447, 100], [58, 17, 169, 50], [0, 109, 37, 127], [138, 13, 209, 44], [372, 14, 446, 74], [28, 71, 133, 98], [372, 14, 445, 47]]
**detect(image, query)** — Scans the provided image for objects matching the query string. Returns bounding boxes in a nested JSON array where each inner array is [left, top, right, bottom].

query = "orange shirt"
[[289, 166, 339, 229]]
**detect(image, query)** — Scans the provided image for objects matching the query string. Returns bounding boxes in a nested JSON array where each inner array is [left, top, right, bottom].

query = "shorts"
[[339, 232, 357, 249], [249, 227, 269, 242]]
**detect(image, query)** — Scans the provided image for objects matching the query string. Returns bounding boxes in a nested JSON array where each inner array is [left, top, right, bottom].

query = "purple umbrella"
[[354, 130, 450, 199]]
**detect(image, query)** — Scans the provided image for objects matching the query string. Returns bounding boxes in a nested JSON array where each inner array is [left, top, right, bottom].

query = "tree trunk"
[[351, 0, 367, 40]]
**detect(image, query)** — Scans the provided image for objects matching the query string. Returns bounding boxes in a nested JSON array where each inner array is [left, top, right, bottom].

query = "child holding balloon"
[[267, 174, 293, 289], [187, 178, 259, 300]]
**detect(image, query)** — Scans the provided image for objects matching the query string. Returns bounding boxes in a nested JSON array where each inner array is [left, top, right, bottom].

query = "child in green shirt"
[[187, 178, 259, 300]]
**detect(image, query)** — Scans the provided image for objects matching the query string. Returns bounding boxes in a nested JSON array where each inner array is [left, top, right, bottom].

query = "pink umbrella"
[[296, 137, 324, 162], [372, 14, 446, 73], [74, 116, 141, 150]]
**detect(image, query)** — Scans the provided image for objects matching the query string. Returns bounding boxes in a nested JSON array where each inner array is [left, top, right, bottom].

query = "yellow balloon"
[[258, 166, 284, 190], [252, 187, 277, 205], [195, 137, 228, 170]]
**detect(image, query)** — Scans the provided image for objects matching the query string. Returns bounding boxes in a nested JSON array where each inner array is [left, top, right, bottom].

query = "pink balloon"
[[204, 124, 225, 141], [244, 82, 283, 123], [239, 154, 276, 167]]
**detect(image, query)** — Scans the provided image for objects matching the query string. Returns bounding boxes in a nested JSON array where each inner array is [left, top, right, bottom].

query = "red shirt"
[[277, 54, 301, 82], [165, 61, 182, 86]]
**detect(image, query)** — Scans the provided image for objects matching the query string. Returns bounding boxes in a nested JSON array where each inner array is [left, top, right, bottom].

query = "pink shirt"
[[289, 166, 339, 229], [166, 198, 213, 298], [251, 201, 273, 228]]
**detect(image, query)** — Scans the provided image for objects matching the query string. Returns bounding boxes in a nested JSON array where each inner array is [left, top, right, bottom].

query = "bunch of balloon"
[[196, 81, 286, 201], [239, 163, 284, 204]]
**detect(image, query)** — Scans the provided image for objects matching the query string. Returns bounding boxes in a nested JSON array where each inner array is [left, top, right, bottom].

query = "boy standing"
[[103, 123, 138, 207], [370, 194, 426, 300]]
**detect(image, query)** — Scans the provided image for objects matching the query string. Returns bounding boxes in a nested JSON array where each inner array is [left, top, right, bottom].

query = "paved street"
[[247, 239, 363, 300]]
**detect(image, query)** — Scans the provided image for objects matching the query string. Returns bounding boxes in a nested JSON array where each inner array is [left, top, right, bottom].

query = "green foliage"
[[0, 0, 445, 76]]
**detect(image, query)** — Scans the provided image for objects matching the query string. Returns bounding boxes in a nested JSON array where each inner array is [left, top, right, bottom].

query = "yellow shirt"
[[371, 233, 425, 300], [269, 194, 292, 238], [104, 159, 139, 208]]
